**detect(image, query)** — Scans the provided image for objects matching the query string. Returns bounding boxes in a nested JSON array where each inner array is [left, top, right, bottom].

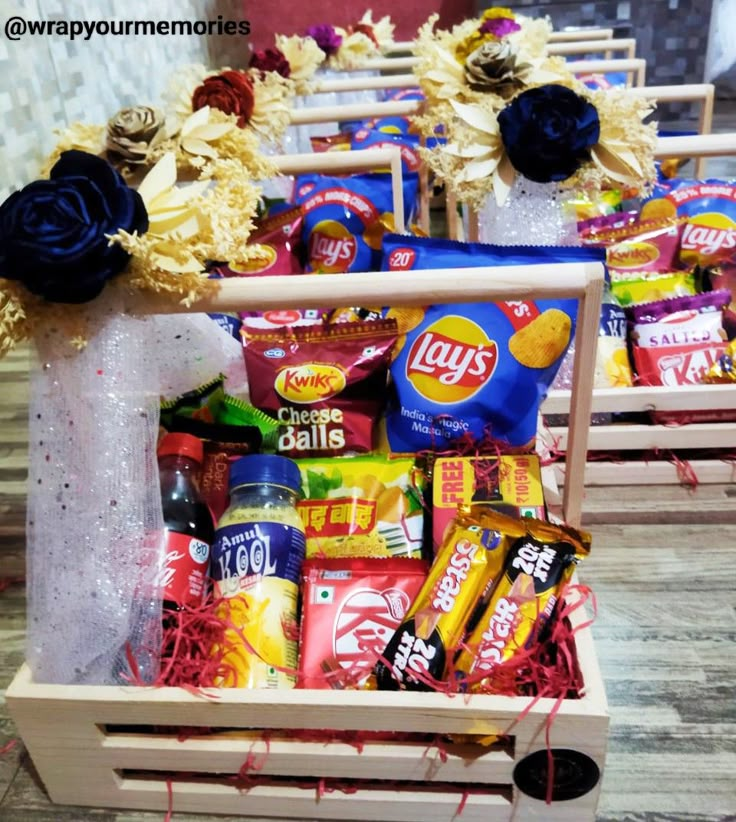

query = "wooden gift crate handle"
[[270, 148, 406, 233], [549, 37, 637, 58], [382, 28, 616, 54], [130, 262, 605, 529], [568, 57, 647, 87]]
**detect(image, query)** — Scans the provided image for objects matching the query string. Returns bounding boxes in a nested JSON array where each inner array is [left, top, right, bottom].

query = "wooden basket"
[[6, 256, 608, 819]]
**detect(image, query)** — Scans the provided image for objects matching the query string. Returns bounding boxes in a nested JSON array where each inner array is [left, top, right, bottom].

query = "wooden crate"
[[6, 590, 608, 821], [6, 226, 607, 818]]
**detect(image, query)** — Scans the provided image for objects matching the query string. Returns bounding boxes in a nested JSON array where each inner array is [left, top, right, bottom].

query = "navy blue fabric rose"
[[0, 150, 148, 303], [498, 84, 601, 184]]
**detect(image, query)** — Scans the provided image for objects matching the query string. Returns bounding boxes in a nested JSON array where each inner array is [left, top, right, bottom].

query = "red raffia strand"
[[164, 778, 173, 822], [0, 576, 25, 595], [0, 738, 19, 756]]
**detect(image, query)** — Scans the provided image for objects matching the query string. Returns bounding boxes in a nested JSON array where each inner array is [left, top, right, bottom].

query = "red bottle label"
[[158, 531, 210, 607]]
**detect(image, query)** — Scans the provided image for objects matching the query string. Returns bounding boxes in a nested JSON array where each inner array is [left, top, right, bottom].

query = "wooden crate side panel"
[[6, 664, 606, 738], [41, 774, 516, 822]]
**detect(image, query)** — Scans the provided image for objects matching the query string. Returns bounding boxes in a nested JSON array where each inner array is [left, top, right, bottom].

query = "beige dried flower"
[[106, 106, 167, 163], [464, 41, 531, 96]]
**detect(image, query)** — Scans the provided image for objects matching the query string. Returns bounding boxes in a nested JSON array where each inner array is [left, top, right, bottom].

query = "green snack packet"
[[219, 394, 281, 451], [160, 374, 226, 430]]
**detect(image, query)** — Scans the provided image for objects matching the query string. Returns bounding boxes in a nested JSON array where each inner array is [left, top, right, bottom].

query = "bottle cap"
[[157, 433, 204, 464], [229, 454, 302, 493]]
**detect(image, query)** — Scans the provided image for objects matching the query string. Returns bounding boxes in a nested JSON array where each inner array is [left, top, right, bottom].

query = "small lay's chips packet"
[[294, 174, 415, 272], [641, 179, 736, 269], [296, 455, 425, 559], [381, 235, 605, 450], [596, 293, 633, 388], [243, 320, 397, 456], [350, 128, 421, 178], [211, 206, 304, 277], [298, 557, 429, 689]]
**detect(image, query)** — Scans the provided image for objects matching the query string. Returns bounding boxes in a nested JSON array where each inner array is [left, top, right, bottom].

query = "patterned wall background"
[[0, 0, 251, 199], [484, 0, 714, 120]]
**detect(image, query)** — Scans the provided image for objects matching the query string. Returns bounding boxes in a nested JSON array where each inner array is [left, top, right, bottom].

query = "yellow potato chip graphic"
[[640, 198, 677, 222], [508, 309, 571, 369]]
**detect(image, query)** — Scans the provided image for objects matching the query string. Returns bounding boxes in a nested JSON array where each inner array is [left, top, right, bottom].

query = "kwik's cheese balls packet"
[[243, 320, 397, 457], [381, 235, 605, 450], [454, 512, 590, 692], [374, 508, 512, 691], [295, 455, 426, 559]]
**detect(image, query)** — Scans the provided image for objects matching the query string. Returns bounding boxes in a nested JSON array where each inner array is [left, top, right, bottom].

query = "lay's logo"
[[275, 363, 346, 403], [607, 241, 659, 269], [680, 213, 736, 261], [406, 316, 497, 404], [308, 220, 357, 272]]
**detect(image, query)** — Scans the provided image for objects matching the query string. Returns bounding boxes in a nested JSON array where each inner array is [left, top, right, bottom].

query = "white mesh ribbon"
[[26, 295, 247, 684], [474, 178, 580, 247]]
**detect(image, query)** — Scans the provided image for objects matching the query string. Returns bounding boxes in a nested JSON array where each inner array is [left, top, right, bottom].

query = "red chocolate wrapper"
[[298, 557, 429, 689], [211, 207, 304, 277], [243, 320, 397, 456], [628, 290, 731, 398]]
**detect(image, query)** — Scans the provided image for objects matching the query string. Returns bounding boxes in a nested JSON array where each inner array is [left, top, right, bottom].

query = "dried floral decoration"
[[413, 8, 657, 208]]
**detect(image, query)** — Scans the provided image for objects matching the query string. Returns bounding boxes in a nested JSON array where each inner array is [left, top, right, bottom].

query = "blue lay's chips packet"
[[578, 72, 628, 91], [364, 87, 426, 134], [295, 173, 418, 272], [350, 128, 421, 178], [380, 235, 606, 450]]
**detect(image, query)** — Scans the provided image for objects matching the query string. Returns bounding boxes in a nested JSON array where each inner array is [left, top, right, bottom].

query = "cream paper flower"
[[587, 87, 658, 185], [330, 30, 379, 69], [178, 106, 234, 163], [135, 152, 208, 272], [162, 63, 211, 128], [247, 71, 293, 142], [443, 99, 515, 205], [359, 10, 395, 49], [275, 34, 325, 92], [508, 16, 552, 62]]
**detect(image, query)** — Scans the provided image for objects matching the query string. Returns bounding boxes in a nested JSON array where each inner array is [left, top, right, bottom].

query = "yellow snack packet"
[[374, 508, 512, 690], [454, 513, 590, 692]]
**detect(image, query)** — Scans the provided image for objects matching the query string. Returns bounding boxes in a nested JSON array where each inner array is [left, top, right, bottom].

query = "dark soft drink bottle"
[[156, 433, 215, 611]]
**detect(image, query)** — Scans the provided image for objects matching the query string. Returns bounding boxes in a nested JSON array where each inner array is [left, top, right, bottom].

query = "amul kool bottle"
[[210, 454, 306, 688], [157, 433, 215, 610]]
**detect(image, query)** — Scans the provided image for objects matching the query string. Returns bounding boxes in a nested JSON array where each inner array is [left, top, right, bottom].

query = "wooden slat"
[[127, 263, 605, 314], [543, 384, 736, 415], [550, 38, 636, 58], [547, 422, 736, 452], [289, 100, 418, 126], [549, 28, 614, 42], [313, 73, 417, 94], [568, 57, 646, 86], [96, 735, 516, 784]]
